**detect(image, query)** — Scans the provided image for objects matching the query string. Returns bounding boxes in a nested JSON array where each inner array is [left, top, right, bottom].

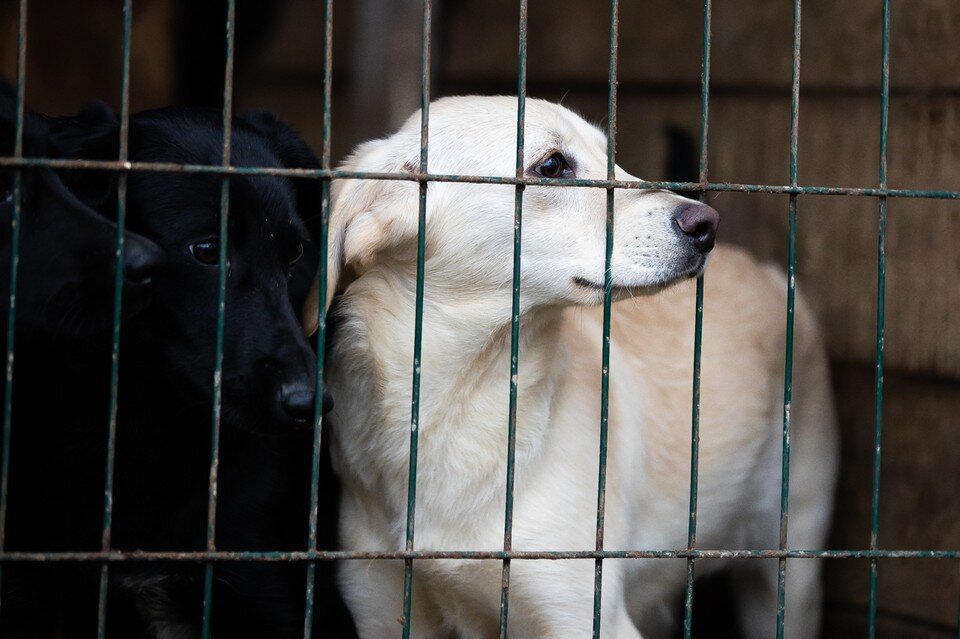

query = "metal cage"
[[1, 1, 958, 638]]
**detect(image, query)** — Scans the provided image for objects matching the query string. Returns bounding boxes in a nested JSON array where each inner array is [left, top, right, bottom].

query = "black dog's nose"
[[123, 236, 165, 285], [675, 202, 719, 253], [279, 381, 316, 424]]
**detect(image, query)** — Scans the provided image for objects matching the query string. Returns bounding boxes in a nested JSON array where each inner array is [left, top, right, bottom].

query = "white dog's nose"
[[674, 202, 719, 253]]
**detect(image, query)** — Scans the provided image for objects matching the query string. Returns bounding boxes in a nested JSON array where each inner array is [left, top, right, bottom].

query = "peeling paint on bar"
[[682, 0, 711, 633], [867, 0, 891, 635], [303, 4, 334, 633], [592, 2, 619, 636], [775, 0, 803, 634], [1, 157, 959, 201], [0, 548, 956, 562], [498, 3, 527, 633], [199, 2, 236, 636], [401, 2, 433, 635], [0, 0, 28, 617]]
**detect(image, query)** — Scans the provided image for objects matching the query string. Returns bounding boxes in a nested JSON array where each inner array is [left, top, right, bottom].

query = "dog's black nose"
[[123, 236, 165, 285], [674, 202, 719, 253], [279, 381, 316, 424]]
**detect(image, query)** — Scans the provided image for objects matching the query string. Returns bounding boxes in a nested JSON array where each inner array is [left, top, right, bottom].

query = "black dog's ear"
[[241, 110, 322, 239], [241, 110, 320, 168], [48, 101, 120, 160], [0, 80, 50, 159], [47, 102, 121, 212]]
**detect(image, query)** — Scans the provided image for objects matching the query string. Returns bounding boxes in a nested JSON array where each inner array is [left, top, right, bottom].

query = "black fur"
[[0, 83, 164, 337], [1, 103, 353, 637]]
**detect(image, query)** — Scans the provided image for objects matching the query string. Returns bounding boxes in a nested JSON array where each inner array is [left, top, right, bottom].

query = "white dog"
[[304, 96, 838, 639]]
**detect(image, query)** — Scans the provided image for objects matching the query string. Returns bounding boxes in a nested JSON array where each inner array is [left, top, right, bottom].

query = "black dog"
[[2, 104, 353, 637], [0, 83, 164, 336]]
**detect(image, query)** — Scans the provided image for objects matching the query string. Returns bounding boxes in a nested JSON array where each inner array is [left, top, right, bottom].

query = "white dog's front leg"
[[504, 560, 643, 639], [339, 559, 448, 639], [733, 557, 823, 639]]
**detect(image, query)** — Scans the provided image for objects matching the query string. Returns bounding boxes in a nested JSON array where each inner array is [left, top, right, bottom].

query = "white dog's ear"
[[302, 139, 416, 335]]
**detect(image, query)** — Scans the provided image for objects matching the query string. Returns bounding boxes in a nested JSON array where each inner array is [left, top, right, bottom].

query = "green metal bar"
[[95, 0, 134, 634], [592, 2, 618, 637], [201, 1, 236, 636], [498, 0, 527, 636], [868, 0, 890, 634], [0, 0, 27, 615], [3, 156, 960, 201], [1, 548, 957, 562], [401, 1, 432, 636], [682, 0, 710, 634], [303, 1, 333, 636], [776, 1, 802, 636], [682, 277, 705, 638]]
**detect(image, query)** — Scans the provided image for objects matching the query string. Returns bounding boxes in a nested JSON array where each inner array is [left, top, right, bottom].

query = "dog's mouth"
[[574, 256, 706, 294]]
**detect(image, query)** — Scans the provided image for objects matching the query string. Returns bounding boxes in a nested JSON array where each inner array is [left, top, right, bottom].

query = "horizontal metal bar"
[[437, 76, 960, 101], [1, 157, 957, 199], [2, 549, 957, 562]]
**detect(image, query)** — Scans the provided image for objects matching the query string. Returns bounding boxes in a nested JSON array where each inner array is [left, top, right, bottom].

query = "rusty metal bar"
[[0, 0, 27, 616], [0, 548, 957, 562], [867, 0, 891, 635], [200, 1, 236, 636], [302, 1, 334, 636], [497, 0, 527, 636], [401, 1, 432, 636], [1, 155, 959, 201], [2, 156, 960, 201], [592, 1, 619, 637], [95, 0, 134, 635], [682, 0, 711, 634], [775, 0, 803, 635]]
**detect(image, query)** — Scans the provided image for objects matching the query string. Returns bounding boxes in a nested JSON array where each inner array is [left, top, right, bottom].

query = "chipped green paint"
[[498, 1, 528, 636]]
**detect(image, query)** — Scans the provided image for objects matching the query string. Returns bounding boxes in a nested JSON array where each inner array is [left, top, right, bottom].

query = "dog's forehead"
[[431, 97, 602, 142], [400, 97, 607, 172]]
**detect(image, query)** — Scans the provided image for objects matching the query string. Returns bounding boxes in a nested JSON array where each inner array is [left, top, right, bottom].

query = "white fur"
[[305, 96, 839, 638]]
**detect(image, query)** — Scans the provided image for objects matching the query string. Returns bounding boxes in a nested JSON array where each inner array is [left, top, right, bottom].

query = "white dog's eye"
[[536, 152, 572, 179]]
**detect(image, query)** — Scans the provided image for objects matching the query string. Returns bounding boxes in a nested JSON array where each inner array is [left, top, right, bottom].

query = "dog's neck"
[[328, 267, 569, 530]]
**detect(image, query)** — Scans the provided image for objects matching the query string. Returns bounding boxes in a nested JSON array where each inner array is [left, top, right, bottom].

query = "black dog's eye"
[[189, 239, 221, 265], [537, 152, 572, 179], [287, 242, 303, 276]]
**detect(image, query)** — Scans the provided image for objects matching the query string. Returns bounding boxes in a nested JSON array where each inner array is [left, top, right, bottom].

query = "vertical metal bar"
[[95, 0, 134, 634], [957, 564, 960, 639], [303, 1, 334, 636], [956, 564, 960, 639], [498, 1, 527, 636], [0, 0, 27, 614], [776, 0, 802, 636], [867, 0, 890, 635], [682, 0, 711, 634], [682, 280, 705, 638], [200, 1, 235, 636], [401, 1, 432, 636], [592, 1, 618, 637]]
